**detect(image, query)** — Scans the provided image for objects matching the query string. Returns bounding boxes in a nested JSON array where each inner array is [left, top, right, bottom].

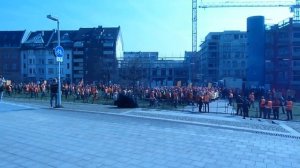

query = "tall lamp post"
[[47, 14, 62, 107]]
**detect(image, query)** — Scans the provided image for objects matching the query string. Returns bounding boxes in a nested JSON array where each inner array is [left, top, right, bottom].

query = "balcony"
[[73, 51, 84, 55], [73, 66, 83, 70], [73, 58, 84, 63], [73, 42, 84, 48], [73, 74, 83, 78]]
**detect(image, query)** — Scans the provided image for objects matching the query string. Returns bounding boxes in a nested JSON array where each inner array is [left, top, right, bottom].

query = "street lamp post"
[[47, 14, 62, 108]]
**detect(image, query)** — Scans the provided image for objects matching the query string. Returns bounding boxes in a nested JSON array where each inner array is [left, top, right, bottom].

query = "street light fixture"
[[47, 14, 62, 108]]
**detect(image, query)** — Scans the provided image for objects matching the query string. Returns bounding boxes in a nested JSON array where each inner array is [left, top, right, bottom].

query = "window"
[[29, 68, 32, 74], [12, 64, 17, 70], [23, 64, 26, 69], [23, 54, 26, 59], [241, 61, 246, 67], [152, 70, 157, 76], [103, 51, 114, 55], [3, 64, 8, 70], [29, 59, 32, 64], [67, 54, 70, 59], [294, 33, 300, 38], [169, 69, 173, 76], [161, 69, 166, 76], [48, 68, 54, 74], [103, 42, 114, 47], [48, 59, 54, 64], [212, 35, 220, 40], [232, 61, 238, 67], [67, 63, 70, 69]]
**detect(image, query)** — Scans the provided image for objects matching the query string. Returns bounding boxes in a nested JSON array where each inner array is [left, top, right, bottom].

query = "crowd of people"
[[231, 89, 294, 120], [0, 78, 220, 108], [0, 77, 296, 120]]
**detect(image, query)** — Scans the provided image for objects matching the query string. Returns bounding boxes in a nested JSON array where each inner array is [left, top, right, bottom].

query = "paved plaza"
[[0, 99, 300, 168]]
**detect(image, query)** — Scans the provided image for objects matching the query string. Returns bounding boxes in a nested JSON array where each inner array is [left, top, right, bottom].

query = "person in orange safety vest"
[[286, 97, 293, 120], [265, 98, 272, 119], [259, 96, 266, 118]]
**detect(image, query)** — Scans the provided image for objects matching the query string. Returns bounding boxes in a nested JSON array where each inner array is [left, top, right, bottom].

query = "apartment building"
[[18, 26, 123, 84], [72, 26, 123, 84], [0, 31, 25, 82], [21, 30, 75, 82], [199, 31, 247, 83]]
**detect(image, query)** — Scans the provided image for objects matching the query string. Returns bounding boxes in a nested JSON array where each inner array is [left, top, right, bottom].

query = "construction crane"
[[191, 0, 300, 52], [199, 0, 300, 20], [192, 0, 197, 52]]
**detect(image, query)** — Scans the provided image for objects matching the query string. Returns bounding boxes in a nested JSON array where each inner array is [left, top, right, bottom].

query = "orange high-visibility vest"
[[286, 101, 293, 111], [266, 101, 272, 109], [204, 94, 210, 102], [260, 99, 265, 108]]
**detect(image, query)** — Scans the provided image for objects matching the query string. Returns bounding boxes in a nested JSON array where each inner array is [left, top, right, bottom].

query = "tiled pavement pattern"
[[126, 111, 289, 132], [0, 100, 300, 168]]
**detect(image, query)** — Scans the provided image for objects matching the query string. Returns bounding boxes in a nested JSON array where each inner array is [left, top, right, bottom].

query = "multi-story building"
[[21, 30, 75, 82], [265, 18, 300, 95], [0, 31, 25, 82], [19, 26, 122, 84], [72, 26, 123, 84], [199, 31, 247, 83], [120, 52, 186, 87], [184, 51, 201, 85]]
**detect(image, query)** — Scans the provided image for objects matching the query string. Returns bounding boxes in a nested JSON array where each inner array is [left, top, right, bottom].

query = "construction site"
[[118, 1, 300, 96]]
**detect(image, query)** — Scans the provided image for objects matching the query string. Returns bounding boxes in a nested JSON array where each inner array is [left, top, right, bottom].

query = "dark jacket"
[[50, 83, 58, 94]]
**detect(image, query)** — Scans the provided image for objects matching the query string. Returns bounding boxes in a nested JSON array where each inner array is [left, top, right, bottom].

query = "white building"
[[21, 30, 74, 82]]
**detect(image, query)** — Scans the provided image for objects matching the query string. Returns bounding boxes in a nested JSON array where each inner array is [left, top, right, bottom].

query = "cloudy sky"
[[0, 0, 294, 57]]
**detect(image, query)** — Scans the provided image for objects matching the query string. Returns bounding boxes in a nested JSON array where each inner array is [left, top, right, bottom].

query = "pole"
[[57, 20, 62, 107]]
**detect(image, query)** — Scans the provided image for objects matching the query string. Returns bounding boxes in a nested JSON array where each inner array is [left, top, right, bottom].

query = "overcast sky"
[[0, 0, 294, 57]]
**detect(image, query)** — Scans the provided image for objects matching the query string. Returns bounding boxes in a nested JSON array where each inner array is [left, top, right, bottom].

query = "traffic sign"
[[55, 46, 64, 62]]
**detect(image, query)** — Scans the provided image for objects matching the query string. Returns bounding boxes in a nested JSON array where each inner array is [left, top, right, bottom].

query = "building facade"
[[0, 31, 25, 82], [18, 26, 123, 84], [21, 30, 74, 83], [72, 27, 123, 84], [265, 18, 300, 94], [199, 31, 247, 83], [120, 52, 186, 87]]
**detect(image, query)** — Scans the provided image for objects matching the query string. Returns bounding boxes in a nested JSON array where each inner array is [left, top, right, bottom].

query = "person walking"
[[265, 98, 273, 119], [259, 96, 266, 118], [50, 78, 58, 108], [280, 96, 285, 114], [198, 95, 203, 112], [228, 90, 234, 106], [286, 97, 293, 120], [273, 98, 280, 120], [203, 92, 210, 112], [236, 95, 243, 116], [242, 97, 250, 119], [248, 92, 255, 108]]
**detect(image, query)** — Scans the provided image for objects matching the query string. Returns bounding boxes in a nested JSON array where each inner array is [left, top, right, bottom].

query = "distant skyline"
[[0, 0, 294, 57]]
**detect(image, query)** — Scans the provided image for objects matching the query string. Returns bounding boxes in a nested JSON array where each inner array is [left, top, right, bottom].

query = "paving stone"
[[0, 101, 300, 168]]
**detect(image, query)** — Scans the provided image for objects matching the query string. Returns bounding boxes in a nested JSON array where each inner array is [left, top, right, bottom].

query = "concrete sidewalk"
[[1, 100, 300, 168], [4, 98, 300, 139]]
